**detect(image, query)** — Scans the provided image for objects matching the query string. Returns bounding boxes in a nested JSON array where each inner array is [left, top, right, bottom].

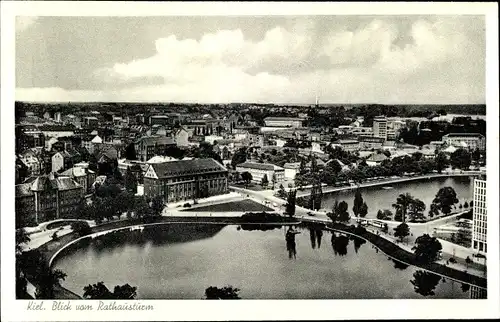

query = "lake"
[[318, 177, 473, 218], [53, 223, 485, 299]]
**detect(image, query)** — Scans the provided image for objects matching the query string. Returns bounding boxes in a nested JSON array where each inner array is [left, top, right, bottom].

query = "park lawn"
[[186, 199, 274, 212]]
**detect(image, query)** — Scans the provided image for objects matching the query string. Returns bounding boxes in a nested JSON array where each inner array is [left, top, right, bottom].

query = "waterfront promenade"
[[295, 171, 485, 198]]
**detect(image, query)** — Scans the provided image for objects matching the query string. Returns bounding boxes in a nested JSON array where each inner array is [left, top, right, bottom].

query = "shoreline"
[[296, 171, 484, 198], [28, 214, 486, 299]]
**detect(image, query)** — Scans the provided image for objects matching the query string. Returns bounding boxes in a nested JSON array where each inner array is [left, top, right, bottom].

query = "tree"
[[124, 143, 137, 160], [337, 201, 350, 223], [450, 148, 472, 170], [377, 209, 393, 220], [359, 202, 368, 218], [432, 187, 459, 215], [435, 152, 448, 173], [412, 234, 442, 263], [285, 189, 297, 217], [125, 167, 138, 193], [392, 193, 414, 223], [471, 148, 481, 164], [352, 189, 364, 217], [327, 200, 339, 223], [277, 184, 287, 199], [309, 179, 323, 211], [465, 256, 473, 268], [70, 221, 92, 237], [261, 174, 269, 188], [231, 147, 247, 169], [454, 227, 471, 247], [428, 203, 439, 218], [271, 173, 277, 190], [205, 286, 241, 299], [408, 198, 426, 222], [393, 222, 410, 242], [151, 195, 165, 217], [83, 282, 137, 299], [241, 172, 252, 186], [411, 270, 442, 297], [16, 228, 30, 254], [463, 201, 469, 208], [35, 268, 67, 299], [133, 196, 150, 219], [382, 223, 389, 234]]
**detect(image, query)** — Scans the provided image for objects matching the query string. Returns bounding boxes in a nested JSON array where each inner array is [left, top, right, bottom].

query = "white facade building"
[[236, 162, 285, 184], [472, 178, 487, 254], [373, 116, 388, 140]]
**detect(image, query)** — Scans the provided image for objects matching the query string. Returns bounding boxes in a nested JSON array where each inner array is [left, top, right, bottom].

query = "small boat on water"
[[381, 186, 393, 190]]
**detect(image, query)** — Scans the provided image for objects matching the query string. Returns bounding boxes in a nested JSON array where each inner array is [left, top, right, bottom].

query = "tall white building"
[[373, 116, 387, 140], [472, 178, 487, 253]]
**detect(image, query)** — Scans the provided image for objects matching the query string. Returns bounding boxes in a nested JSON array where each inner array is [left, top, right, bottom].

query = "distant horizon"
[[15, 101, 486, 107]]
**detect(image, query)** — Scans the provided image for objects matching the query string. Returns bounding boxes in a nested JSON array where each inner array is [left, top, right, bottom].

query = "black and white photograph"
[[2, 1, 499, 321]]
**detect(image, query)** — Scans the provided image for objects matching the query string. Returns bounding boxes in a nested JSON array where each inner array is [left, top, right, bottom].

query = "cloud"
[[16, 16, 38, 32], [16, 16, 485, 104]]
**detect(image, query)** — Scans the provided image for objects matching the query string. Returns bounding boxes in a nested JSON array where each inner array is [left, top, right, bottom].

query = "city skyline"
[[16, 15, 485, 105]]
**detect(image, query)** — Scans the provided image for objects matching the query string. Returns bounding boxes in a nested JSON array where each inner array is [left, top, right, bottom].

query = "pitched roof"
[[28, 174, 82, 192], [367, 153, 389, 162], [150, 158, 227, 179], [237, 162, 284, 171], [16, 183, 34, 196], [60, 167, 87, 177]]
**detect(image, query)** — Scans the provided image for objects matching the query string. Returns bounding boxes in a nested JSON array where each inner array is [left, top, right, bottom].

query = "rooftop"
[[237, 162, 284, 171], [264, 117, 305, 122], [150, 158, 227, 179]]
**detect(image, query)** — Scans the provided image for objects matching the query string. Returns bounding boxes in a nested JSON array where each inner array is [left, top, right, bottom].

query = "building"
[[60, 166, 96, 194], [149, 115, 170, 126], [359, 136, 385, 150], [174, 127, 190, 147], [336, 139, 360, 152], [38, 125, 76, 139], [264, 117, 304, 128], [373, 116, 388, 140], [442, 133, 486, 151], [236, 162, 285, 184], [83, 116, 99, 128], [283, 162, 301, 180], [134, 136, 176, 162], [19, 150, 42, 176], [51, 151, 72, 173], [15, 174, 84, 223], [143, 158, 228, 204], [472, 178, 487, 254]]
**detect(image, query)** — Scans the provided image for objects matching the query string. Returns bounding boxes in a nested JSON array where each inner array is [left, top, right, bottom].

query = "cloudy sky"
[[15, 15, 485, 104]]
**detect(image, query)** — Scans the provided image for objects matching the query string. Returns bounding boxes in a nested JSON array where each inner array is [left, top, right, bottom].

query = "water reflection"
[[410, 270, 442, 297], [392, 259, 409, 270], [55, 224, 226, 262], [316, 230, 323, 249], [309, 229, 316, 249], [350, 235, 366, 254], [286, 227, 300, 259], [240, 224, 282, 231], [331, 233, 349, 256]]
